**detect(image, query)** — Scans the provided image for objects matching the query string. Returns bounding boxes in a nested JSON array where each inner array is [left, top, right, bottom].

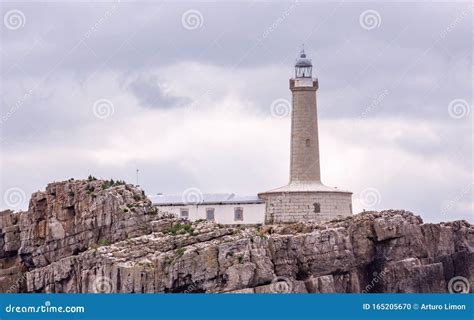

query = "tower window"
[[313, 202, 320, 213], [305, 139, 311, 147], [234, 207, 244, 221], [180, 208, 189, 219], [206, 208, 215, 221]]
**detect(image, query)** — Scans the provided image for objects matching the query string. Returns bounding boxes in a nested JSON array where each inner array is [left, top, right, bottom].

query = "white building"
[[150, 193, 265, 225]]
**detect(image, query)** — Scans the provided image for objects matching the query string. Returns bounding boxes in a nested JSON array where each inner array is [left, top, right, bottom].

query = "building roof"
[[259, 182, 352, 195], [149, 193, 264, 206]]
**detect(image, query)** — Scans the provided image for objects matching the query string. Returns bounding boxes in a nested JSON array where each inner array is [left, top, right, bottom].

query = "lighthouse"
[[289, 49, 321, 183], [259, 48, 352, 224]]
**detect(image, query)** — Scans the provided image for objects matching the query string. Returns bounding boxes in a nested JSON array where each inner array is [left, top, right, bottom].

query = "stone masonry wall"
[[261, 191, 352, 224], [289, 80, 321, 183]]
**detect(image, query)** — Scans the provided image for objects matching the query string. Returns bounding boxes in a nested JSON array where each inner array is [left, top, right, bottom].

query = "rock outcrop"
[[1, 179, 472, 293]]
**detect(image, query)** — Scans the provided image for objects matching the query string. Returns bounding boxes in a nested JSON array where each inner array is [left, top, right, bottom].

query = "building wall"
[[154, 203, 266, 225], [289, 79, 321, 183], [259, 191, 352, 224]]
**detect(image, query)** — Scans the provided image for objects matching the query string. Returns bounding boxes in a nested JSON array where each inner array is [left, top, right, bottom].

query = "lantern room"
[[295, 48, 312, 78]]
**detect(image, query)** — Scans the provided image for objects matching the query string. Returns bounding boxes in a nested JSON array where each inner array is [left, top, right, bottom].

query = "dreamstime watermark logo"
[[3, 9, 26, 30], [437, 4, 472, 41], [183, 279, 203, 293], [269, 192, 289, 207], [359, 187, 382, 208], [361, 271, 387, 293], [441, 182, 473, 215], [93, 275, 114, 293], [3, 187, 27, 208], [448, 276, 470, 294], [270, 276, 293, 293], [447, 99, 470, 119], [181, 9, 203, 30], [0, 89, 33, 127], [92, 98, 114, 119], [260, 0, 299, 40], [84, 0, 120, 39], [5, 273, 27, 293], [270, 98, 291, 118], [359, 89, 390, 119], [5, 300, 85, 313], [359, 9, 381, 30], [182, 187, 203, 204]]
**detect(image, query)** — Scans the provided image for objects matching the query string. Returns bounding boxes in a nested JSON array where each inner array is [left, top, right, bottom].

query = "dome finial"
[[300, 44, 306, 58]]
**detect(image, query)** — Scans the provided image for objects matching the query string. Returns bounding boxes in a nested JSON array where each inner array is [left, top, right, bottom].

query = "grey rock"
[[1, 181, 472, 294]]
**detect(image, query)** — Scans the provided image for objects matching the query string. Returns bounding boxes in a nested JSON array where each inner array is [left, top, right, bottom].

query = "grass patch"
[[175, 247, 186, 258], [97, 239, 109, 247], [133, 194, 144, 202], [168, 223, 195, 236], [102, 179, 126, 190], [85, 184, 95, 194], [147, 207, 158, 215]]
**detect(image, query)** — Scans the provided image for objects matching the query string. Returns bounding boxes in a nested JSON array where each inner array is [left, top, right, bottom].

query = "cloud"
[[127, 74, 191, 109], [1, 63, 471, 223], [0, 2, 472, 224]]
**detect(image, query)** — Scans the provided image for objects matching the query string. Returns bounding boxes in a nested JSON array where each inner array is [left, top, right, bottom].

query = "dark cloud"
[[128, 74, 191, 109]]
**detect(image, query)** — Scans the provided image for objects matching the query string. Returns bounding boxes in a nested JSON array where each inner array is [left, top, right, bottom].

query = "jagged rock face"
[[1, 180, 473, 293], [0, 179, 159, 292]]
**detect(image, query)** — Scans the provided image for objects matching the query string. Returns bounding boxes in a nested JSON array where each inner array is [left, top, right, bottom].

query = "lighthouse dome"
[[295, 50, 312, 68]]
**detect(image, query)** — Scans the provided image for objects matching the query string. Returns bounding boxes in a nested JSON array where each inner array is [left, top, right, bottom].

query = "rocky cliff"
[[1, 179, 472, 293]]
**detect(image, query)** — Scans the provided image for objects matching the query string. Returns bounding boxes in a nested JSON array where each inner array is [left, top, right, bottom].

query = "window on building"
[[180, 208, 189, 219], [313, 202, 321, 213], [206, 208, 215, 221], [234, 207, 244, 222], [305, 139, 311, 147]]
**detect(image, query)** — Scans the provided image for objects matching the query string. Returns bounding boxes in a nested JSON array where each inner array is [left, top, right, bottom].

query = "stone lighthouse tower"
[[259, 48, 352, 224], [289, 49, 321, 184]]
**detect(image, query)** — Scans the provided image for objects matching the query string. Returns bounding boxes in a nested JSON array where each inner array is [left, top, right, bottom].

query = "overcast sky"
[[0, 1, 472, 223]]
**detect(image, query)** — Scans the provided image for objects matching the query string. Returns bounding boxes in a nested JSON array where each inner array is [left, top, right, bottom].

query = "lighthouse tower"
[[289, 49, 321, 184], [259, 48, 352, 224]]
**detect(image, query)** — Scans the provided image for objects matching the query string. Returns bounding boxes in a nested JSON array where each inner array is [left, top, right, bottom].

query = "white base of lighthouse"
[[258, 183, 352, 224]]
